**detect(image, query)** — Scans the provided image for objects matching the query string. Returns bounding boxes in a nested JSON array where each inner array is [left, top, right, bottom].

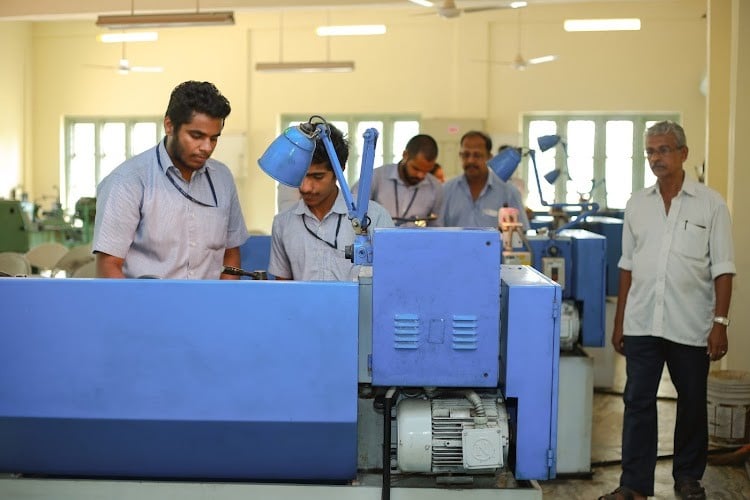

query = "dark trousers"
[[620, 335, 710, 496]]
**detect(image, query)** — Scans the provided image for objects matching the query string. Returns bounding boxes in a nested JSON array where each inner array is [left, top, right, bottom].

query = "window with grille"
[[64, 117, 163, 210], [522, 114, 679, 211], [281, 114, 420, 185]]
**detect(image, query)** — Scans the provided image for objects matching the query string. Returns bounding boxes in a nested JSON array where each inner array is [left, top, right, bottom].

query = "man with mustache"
[[93, 81, 248, 279], [437, 130, 529, 230], [600, 121, 735, 500], [268, 123, 394, 281]]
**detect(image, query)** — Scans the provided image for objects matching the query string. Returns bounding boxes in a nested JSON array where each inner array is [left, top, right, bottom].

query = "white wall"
[[4, 1, 707, 230]]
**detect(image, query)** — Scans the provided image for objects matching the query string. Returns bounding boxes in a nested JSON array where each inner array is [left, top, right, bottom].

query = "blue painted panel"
[[0, 279, 358, 480], [580, 217, 623, 296], [500, 266, 560, 480], [564, 230, 606, 347], [239, 235, 273, 278], [528, 231, 606, 347], [371, 228, 501, 387]]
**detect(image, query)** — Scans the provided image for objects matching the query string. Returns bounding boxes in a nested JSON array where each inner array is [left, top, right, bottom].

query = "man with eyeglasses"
[[268, 123, 394, 281], [93, 81, 248, 279], [600, 121, 735, 500], [352, 134, 443, 227], [437, 130, 529, 230]]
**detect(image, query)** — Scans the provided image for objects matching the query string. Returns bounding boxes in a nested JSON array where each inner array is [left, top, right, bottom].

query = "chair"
[[24, 242, 69, 274], [72, 260, 97, 278], [53, 243, 94, 276], [0, 252, 31, 276]]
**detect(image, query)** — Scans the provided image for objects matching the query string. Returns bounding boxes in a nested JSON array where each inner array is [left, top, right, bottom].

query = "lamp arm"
[[528, 150, 551, 207], [552, 202, 600, 234], [316, 124, 356, 214], [352, 128, 378, 232]]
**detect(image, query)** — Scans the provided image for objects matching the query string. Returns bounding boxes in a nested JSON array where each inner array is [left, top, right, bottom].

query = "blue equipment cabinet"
[[527, 229, 606, 348]]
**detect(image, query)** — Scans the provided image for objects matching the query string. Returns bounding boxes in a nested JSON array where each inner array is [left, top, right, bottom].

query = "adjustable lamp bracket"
[[528, 149, 599, 237], [260, 116, 378, 265]]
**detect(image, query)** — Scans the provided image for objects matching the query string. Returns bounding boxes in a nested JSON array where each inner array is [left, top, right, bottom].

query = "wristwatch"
[[713, 316, 731, 326]]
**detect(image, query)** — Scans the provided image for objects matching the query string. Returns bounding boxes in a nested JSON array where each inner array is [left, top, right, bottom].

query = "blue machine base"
[[0, 279, 358, 481]]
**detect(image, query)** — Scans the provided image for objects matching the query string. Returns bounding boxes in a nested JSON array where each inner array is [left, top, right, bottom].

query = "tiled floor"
[[539, 355, 750, 499]]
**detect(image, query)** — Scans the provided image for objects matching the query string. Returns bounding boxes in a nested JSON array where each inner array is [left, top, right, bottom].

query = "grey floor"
[[539, 355, 750, 499]]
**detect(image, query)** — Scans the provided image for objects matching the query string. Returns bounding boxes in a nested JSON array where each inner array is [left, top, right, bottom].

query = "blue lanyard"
[[156, 142, 217, 208], [302, 213, 343, 250]]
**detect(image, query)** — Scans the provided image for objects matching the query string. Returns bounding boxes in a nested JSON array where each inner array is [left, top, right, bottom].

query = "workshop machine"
[[0, 230, 561, 499], [0, 118, 563, 499], [491, 138, 607, 476]]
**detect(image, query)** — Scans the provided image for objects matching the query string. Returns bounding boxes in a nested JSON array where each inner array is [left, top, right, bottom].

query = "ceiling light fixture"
[[563, 18, 641, 32], [315, 25, 386, 37], [98, 31, 158, 43], [256, 11, 355, 74], [96, 11, 234, 29], [510, 1, 528, 8], [255, 61, 355, 73], [408, 0, 434, 7]]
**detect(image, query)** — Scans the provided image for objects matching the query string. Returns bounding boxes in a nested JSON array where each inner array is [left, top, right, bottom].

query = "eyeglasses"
[[459, 151, 486, 160], [645, 145, 683, 158]]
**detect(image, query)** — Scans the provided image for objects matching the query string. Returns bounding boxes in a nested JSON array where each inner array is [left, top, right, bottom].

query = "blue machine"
[[579, 216, 624, 297], [0, 228, 561, 497], [527, 229, 606, 349]]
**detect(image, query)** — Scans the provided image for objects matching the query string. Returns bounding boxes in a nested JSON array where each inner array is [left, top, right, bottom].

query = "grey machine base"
[[0, 475, 542, 500]]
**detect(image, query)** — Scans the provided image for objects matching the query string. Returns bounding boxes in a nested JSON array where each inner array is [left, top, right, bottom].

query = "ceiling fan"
[[485, 9, 557, 70], [85, 42, 163, 74], [409, 0, 520, 20]]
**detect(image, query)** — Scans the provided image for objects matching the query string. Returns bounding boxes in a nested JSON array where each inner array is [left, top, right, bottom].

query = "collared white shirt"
[[269, 190, 394, 281], [619, 175, 735, 346]]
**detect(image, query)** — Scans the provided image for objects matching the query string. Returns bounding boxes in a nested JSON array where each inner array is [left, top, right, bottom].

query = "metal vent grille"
[[393, 314, 420, 350], [451, 315, 479, 350]]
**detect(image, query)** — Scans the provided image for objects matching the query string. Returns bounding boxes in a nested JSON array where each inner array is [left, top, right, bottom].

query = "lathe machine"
[[0, 227, 561, 499]]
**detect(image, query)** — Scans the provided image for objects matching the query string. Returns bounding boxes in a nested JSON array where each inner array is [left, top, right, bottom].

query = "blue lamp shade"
[[488, 147, 522, 182], [537, 134, 562, 153], [543, 168, 562, 184], [258, 126, 317, 187]]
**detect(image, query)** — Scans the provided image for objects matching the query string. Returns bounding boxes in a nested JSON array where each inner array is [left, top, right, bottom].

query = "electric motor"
[[396, 395, 510, 474]]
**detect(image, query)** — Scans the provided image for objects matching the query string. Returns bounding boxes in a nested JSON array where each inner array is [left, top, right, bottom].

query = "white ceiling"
[[0, 0, 664, 22]]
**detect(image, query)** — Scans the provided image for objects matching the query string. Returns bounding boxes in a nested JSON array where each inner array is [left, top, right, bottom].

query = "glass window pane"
[[68, 123, 96, 205], [132, 122, 158, 155], [605, 120, 634, 209], [392, 121, 420, 162], [605, 158, 633, 209], [566, 120, 594, 202], [100, 122, 126, 180]]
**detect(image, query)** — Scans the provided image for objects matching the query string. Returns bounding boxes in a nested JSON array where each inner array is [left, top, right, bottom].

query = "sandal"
[[674, 478, 706, 500], [598, 486, 641, 500]]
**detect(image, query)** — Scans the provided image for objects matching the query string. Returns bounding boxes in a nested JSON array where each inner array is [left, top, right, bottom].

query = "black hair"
[[460, 130, 492, 153], [312, 123, 349, 171], [165, 81, 231, 133], [405, 134, 439, 161]]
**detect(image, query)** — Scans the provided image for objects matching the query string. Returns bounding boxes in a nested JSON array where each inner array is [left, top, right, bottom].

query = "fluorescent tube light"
[[564, 18, 641, 32], [98, 32, 158, 43], [255, 61, 355, 73], [96, 11, 235, 29], [316, 25, 386, 37], [408, 0, 434, 6], [510, 1, 528, 8]]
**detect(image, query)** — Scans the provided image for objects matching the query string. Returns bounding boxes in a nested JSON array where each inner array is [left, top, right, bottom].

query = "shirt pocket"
[[201, 207, 230, 251], [672, 220, 709, 260]]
